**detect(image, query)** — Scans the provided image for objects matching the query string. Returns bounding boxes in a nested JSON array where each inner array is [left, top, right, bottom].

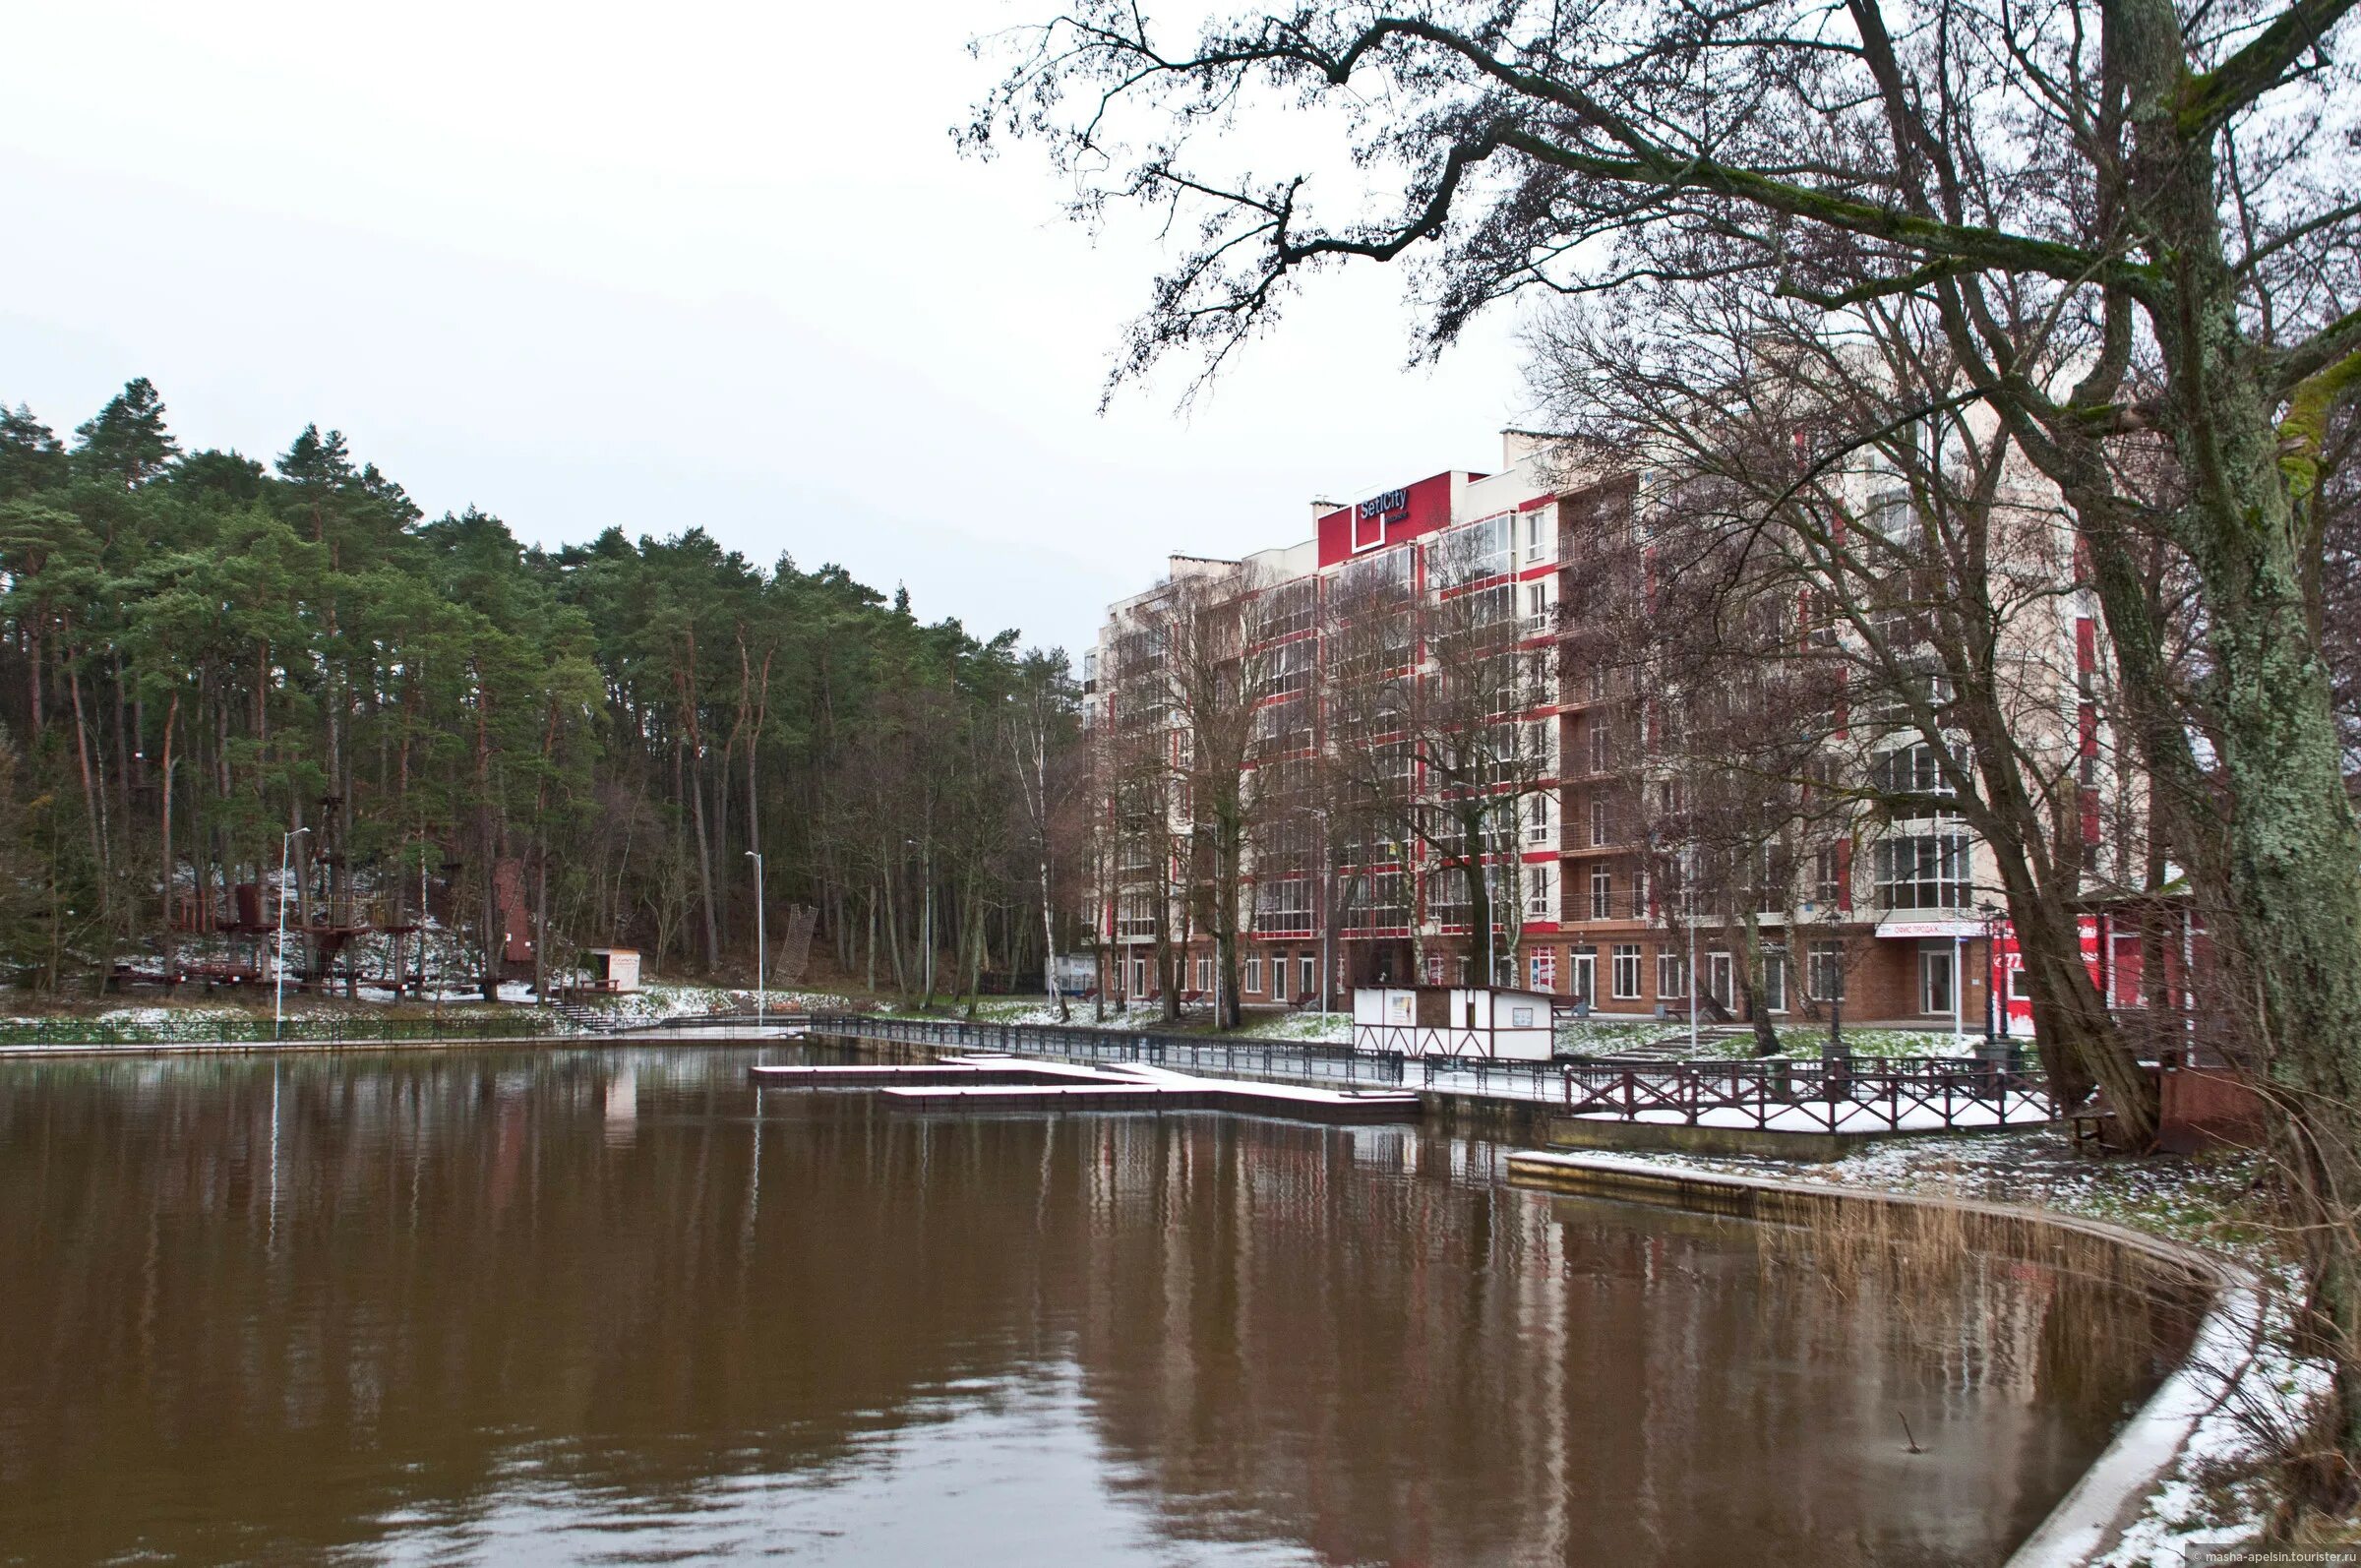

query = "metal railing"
[[809, 1013, 1410, 1089], [804, 1012, 2053, 1130], [1557, 1057, 2052, 1132]]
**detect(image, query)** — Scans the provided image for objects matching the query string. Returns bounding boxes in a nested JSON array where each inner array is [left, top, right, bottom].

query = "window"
[[1521, 510, 1553, 565], [1808, 941, 1846, 1002], [1254, 694, 1311, 754], [1244, 955, 1263, 995], [1610, 944, 1643, 999], [1658, 950, 1690, 1000], [1338, 542, 1413, 600], [1118, 889, 1157, 939], [1588, 719, 1609, 775], [1862, 670, 1956, 728], [1129, 957, 1148, 996], [1459, 581, 1515, 631], [1194, 956, 1213, 994], [1868, 741, 1955, 804], [1760, 947, 1788, 1012], [1524, 719, 1556, 773], [1253, 875, 1314, 935], [1344, 871, 1410, 930], [1813, 843, 1845, 908], [1249, 578, 1316, 642], [1526, 865, 1554, 920], [1591, 796, 1613, 847], [1299, 955, 1316, 1000], [1865, 484, 1915, 543], [1436, 513, 1513, 585], [1530, 948, 1557, 991], [1590, 866, 1612, 920], [1261, 636, 1314, 697], [1522, 580, 1552, 636], [1426, 867, 1472, 927], [1525, 793, 1554, 844], [1874, 831, 1971, 909]]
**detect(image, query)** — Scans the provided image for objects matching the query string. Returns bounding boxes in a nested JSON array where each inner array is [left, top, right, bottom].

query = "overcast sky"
[[0, 1, 1535, 660]]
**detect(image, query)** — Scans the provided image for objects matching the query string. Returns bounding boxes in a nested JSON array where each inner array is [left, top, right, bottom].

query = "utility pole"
[[274, 826, 310, 1041]]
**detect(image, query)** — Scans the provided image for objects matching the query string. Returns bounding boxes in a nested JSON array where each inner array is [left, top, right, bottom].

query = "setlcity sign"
[[1357, 488, 1408, 520]]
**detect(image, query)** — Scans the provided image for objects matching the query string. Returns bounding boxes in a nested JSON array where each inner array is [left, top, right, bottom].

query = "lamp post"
[[1953, 925, 1966, 1053], [745, 850, 765, 1033], [1683, 853, 1699, 1058], [274, 826, 310, 1041], [1980, 902, 2007, 1051]]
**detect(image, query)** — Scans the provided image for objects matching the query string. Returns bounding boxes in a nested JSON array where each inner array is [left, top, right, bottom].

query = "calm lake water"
[[0, 1046, 2191, 1567]]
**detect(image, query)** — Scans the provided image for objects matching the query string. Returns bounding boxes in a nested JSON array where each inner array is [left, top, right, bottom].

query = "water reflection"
[[0, 1049, 2190, 1566]]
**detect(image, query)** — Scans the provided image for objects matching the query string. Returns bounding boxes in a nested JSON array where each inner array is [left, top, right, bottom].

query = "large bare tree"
[[975, 0, 2361, 1448], [1538, 284, 2163, 1126]]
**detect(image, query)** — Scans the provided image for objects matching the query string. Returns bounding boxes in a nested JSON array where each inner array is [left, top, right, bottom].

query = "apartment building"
[[1083, 429, 2117, 1028]]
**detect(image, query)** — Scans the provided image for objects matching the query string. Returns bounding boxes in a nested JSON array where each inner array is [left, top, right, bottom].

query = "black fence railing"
[[1556, 1057, 2053, 1132], [806, 1013, 2055, 1131]]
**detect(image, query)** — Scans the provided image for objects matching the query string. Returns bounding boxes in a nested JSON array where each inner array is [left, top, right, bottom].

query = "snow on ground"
[[1671, 1025, 1990, 1060], [587, 983, 851, 1026], [1550, 1128, 2321, 1560], [1554, 1018, 1663, 1055]]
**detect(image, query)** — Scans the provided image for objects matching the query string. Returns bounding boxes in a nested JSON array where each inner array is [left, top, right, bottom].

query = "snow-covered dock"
[[750, 1054, 1421, 1123]]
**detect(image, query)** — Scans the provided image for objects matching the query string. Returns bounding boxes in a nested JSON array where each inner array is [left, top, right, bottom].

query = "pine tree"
[[71, 379, 179, 488], [0, 406, 67, 498]]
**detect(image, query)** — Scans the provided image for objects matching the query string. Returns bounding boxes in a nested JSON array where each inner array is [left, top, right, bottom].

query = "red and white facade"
[[1084, 431, 2168, 1029]]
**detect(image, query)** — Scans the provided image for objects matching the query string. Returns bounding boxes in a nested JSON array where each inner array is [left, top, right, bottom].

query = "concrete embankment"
[[1506, 1150, 2265, 1568]]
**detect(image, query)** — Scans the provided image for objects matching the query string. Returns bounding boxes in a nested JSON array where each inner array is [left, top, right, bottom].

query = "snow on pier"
[[750, 1054, 1421, 1123]]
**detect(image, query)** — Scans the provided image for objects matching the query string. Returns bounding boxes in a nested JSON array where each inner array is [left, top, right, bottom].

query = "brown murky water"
[[0, 1047, 2191, 1566]]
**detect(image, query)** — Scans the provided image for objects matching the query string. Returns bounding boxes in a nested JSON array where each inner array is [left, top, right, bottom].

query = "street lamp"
[[274, 826, 311, 1041], [1980, 902, 2007, 1049], [746, 850, 766, 1034]]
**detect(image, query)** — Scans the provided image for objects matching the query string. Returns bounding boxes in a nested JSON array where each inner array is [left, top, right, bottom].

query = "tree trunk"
[[157, 694, 179, 973]]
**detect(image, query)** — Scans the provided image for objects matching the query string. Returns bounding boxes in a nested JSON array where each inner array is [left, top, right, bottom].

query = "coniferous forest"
[[0, 379, 1082, 1002]]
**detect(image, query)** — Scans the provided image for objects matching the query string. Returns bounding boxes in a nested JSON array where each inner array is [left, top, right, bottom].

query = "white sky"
[[0, 1, 1534, 661]]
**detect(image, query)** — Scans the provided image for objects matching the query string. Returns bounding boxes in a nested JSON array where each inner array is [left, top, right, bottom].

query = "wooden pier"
[[750, 1055, 1420, 1124]]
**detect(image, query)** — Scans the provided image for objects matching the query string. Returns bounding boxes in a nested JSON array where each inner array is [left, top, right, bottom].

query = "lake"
[[0, 1046, 2192, 1565]]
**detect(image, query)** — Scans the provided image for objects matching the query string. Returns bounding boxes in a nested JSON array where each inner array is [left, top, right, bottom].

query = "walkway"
[[801, 1013, 2055, 1136]]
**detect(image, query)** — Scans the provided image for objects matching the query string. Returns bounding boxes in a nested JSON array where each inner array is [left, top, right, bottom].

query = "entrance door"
[[1704, 951, 1736, 1013], [1919, 947, 1956, 1015], [1570, 951, 1596, 1005], [1759, 953, 1787, 1013]]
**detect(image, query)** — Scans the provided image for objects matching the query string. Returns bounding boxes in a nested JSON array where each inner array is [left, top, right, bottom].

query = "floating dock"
[[751, 1054, 1420, 1123]]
